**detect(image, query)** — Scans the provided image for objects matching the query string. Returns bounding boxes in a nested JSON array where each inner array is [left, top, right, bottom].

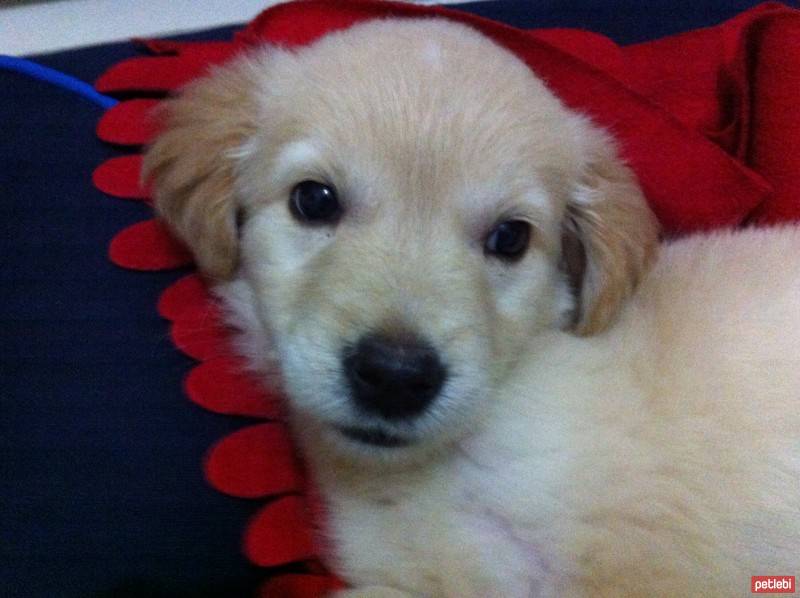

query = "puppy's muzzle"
[[343, 332, 447, 421]]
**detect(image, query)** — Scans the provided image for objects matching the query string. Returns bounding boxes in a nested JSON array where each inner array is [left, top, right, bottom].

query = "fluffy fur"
[[144, 18, 800, 597]]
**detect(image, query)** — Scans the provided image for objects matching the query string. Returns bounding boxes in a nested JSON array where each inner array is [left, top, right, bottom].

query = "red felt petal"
[[258, 574, 344, 598], [239, 0, 374, 48], [95, 56, 199, 93], [186, 357, 283, 419], [170, 303, 230, 361], [157, 274, 212, 321], [133, 38, 185, 55], [92, 155, 149, 199], [205, 423, 299, 498], [109, 219, 193, 271], [97, 99, 161, 146], [133, 39, 239, 59], [95, 47, 237, 93], [244, 496, 316, 567]]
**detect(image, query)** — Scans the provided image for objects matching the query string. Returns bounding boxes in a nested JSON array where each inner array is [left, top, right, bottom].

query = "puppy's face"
[[146, 19, 658, 461]]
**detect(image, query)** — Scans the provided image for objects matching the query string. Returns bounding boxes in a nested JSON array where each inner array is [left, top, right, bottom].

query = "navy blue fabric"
[[456, 0, 789, 44], [0, 2, 773, 597]]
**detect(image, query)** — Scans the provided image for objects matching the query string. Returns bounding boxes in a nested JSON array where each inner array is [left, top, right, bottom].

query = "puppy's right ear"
[[560, 122, 660, 336], [143, 58, 258, 280]]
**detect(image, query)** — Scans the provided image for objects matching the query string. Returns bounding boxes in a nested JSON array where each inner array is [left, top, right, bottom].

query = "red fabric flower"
[[93, 2, 800, 595]]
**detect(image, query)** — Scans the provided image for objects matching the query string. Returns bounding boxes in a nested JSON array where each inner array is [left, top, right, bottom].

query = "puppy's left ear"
[[561, 124, 660, 336], [143, 57, 260, 280]]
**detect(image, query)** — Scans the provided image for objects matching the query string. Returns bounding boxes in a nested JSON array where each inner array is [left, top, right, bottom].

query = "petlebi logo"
[[751, 576, 795, 593]]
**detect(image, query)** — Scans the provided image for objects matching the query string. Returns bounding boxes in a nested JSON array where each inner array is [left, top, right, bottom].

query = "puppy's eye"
[[290, 180, 341, 224], [484, 220, 530, 261]]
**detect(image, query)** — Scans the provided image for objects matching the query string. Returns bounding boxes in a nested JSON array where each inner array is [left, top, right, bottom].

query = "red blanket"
[[92, 2, 800, 595]]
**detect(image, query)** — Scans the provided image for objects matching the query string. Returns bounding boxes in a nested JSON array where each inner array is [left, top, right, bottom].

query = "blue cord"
[[0, 55, 118, 109]]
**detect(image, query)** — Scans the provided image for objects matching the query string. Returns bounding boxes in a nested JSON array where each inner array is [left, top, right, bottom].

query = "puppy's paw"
[[333, 586, 416, 598]]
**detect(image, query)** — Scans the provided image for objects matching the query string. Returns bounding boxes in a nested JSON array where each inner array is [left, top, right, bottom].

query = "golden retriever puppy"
[[144, 18, 800, 598]]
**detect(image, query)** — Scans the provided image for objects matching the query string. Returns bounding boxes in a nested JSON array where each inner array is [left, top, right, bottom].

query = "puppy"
[[144, 18, 800, 597]]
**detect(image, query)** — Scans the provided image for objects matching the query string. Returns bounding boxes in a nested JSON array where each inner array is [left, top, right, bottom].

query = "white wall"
[[0, 0, 488, 56]]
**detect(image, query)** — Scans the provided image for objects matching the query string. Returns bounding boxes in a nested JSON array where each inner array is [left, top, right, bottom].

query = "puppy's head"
[[145, 19, 658, 461]]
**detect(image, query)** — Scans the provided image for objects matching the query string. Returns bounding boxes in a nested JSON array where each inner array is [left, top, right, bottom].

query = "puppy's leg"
[[334, 586, 417, 598]]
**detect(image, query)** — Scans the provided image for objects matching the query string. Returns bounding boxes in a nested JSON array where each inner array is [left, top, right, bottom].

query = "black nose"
[[343, 333, 447, 420]]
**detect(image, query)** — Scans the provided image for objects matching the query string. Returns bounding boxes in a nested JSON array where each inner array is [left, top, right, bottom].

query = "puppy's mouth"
[[337, 426, 412, 448]]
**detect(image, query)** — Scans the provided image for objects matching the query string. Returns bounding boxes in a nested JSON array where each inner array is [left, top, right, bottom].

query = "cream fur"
[[309, 227, 800, 598], [145, 17, 800, 598]]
